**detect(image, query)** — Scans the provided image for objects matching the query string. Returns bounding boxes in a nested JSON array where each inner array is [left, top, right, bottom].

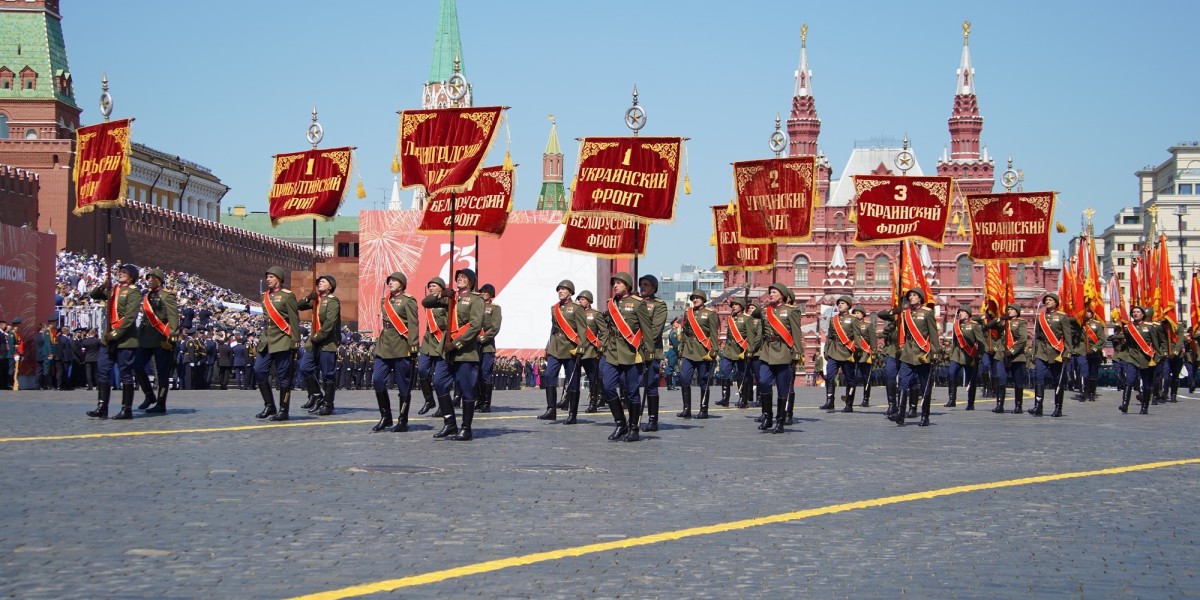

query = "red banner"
[[732, 156, 817, 242], [397, 106, 502, 197], [416, 166, 513, 238], [72, 119, 132, 215], [852, 175, 954, 247], [267, 147, 352, 226], [965, 191, 1054, 261], [569, 136, 682, 223], [559, 212, 647, 258], [712, 205, 775, 272]]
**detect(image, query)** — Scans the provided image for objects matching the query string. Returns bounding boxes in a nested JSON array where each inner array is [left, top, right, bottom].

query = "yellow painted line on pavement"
[[287, 457, 1200, 600]]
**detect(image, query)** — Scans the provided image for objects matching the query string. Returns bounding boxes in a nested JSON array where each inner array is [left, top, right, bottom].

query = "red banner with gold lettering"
[[965, 191, 1055, 261], [267, 147, 352, 226], [852, 175, 954, 247], [569, 136, 682, 223], [712, 205, 775, 271], [72, 119, 132, 215], [559, 212, 647, 258], [416, 166, 514, 238], [732, 156, 817, 243], [397, 106, 503, 197]]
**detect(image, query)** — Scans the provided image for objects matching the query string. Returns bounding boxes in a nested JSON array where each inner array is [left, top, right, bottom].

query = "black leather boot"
[[944, 385, 957, 408], [607, 396, 628, 441], [1139, 389, 1150, 415], [842, 388, 855, 413], [417, 377, 436, 415], [316, 381, 335, 416], [696, 385, 710, 419], [269, 389, 291, 421], [772, 393, 786, 433], [538, 387, 557, 420], [1086, 377, 1097, 401], [758, 391, 773, 431], [992, 387, 1006, 414], [556, 385, 569, 409], [87, 385, 111, 418], [452, 396, 474, 441], [885, 383, 897, 416], [643, 394, 659, 431], [372, 389, 393, 432], [584, 385, 599, 413], [433, 394, 459, 438], [562, 391, 579, 425], [860, 385, 871, 407], [1119, 387, 1130, 413], [736, 380, 750, 409], [624, 402, 642, 442], [111, 384, 135, 420], [1051, 388, 1064, 418], [136, 371, 156, 410], [145, 383, 169, 413], [965, 381, 976, 411], [819, 379, 835, 410], [255, 382, 277, 419], [906, 392, 919, 419], [301, 376, 321, 410], [716, 383, 730, 407], [890, 391, 907, 425], [1012, 387, 1024, 415], [677, 385, 692, 419], [392, 391, 411, 432], [477, 382, 492, 413], [1028, 397, 1043, 417]]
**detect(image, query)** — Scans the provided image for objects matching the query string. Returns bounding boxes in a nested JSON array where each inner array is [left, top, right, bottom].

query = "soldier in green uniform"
[[881, 288, 940, 426], [1166, 320, 1188, 403], [1186, 325, 1199, 395], [541, 280, 586, 422], [600, 272, 653, 441], [677, 289, 720, 419], [297, 275, 342, 416], [423, 268, 485, 440], [1071, 306, 1107, 401], [637, 275, 669, 432], [86, 264, 143, 420], [719, 297, 759, 410], [851, 306, 877, 408], [416, 277, 449, 416], [821, 295, 859, 412], [985, 304, 1028, 415], [944, 308, 984, 410], [1110, 306, 1168, 414], [477, 283, 502, 413], [576, 290, 607, 414], [751, 283, 804, 433], [1030, 293, 1071, 417], [133, 268, 179, 413], [370, 272, 419, 432], [253, 266, 301, 421]]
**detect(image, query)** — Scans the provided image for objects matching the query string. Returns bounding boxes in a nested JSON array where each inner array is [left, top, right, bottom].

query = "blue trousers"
[[131, 347, 173, 385], [826, 358, 856, 388], [1070, 355, 1089, 381], [757, 361, 792, 400], [947, 360, 977, 397], [299, 349, 337, 384], [996, 360, 1027, 389], [599, 357, 641, 404], [1033, 358, 1063, 395], [98, 347, 135, 386], [373, 356, 413, 395], [643, 359, 661, 400], [718, 357, 749, 388], [544, 355, 579, 392], [480, 352, 495, 386], [679, 357, 711, 387], [898, 362, 930, 397], [253, 350, 295, 390], [434, 358, 478, 401]]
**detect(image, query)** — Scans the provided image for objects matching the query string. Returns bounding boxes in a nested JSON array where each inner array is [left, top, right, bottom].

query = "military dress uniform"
[[944, 311, 983, 410], [822, 295, 860, 412], [422, 268, 485, 440], [637, 275, 669, 432], [751, 283, 805, 433], [477, 283, 502, 412], [1186, 329, 1200, 394], [677, 289, 720, 419], [719, 298, 760, 409], [600, 272, 653, 442], [1031, 294, 1071, 417], [852, 306, 878, 408], [880, 288, 940, 426], [371, 271, 419, 432], [985, 305, 1028, 415], [416, 276, 450, 416], [576, 290, 607, 414], [132, 268, 179, 413], [1072, 314, 1107, 401], [541, 279, 586, 423], [1165, 322, 1188, 403], [1109, 307, 1168, 414], [86, 264, 144, 420], [297, 275, 342, 416], [876, 319, 901, 416], [253, 266, 302, 421]]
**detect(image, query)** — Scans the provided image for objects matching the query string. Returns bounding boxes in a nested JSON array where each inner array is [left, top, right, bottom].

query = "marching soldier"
[[337, 345, 350, 390], [852, 306, 876, 408], [1109, 306, 1168, 414], [1030, 293, 1070, 417], [944, 308, 983, 410], [876, 319, 900, 416], [253, 267, 301, 420], [297, 275, 342, 416], [541, 280, 586, 423], [576, 290, 607, 414], [370, 272, 419, 432], [1187, 325, 1200, 395], [821, 295, 859, 412], [677, 289, 720, 419], [751, 283, 804, 433], [477, 283, 502, 413], [880, 288, 940, 426], [719, 297, 759, 410], [601, 272, 653, 441], [985, 304, 1028, 415], [86, 264, 143, 420], [638, 275, 669, 432], [415, 277, 449, 416], [1166, 320, 1187, 403], [423, 268, 485, 440], [1072, 306, 1107, 401], [132, 268, 179, 413]]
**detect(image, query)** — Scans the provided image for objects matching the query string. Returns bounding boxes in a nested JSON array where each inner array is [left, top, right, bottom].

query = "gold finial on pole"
[[548, 114, 555, 126], [801, 23, 808, 47], [1083, 207, 1095, 224], [963, 20, 971, 44]]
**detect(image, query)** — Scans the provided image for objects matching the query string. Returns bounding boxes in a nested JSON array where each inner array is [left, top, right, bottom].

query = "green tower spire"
[[0, 2, 78, 107], [428, 0, 464, 84], [537, 116, 567, 211]]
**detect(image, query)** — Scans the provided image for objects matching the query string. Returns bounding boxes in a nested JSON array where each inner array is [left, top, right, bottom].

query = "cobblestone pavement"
[[1, 384, 1198, 599]]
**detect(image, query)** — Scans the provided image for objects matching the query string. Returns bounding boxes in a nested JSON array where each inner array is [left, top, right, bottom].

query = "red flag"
[[398, 106, 503, 197], [569, 137, 682, 223], [982, 261, 1007, 317], [965, 191, 1055, 261], [732, 156, 818, 242], [1189, 270, 1200, 334], [416, 166, 514, 238], [267, 147, 352, 226], [1082, 233, 1106, 323], [559, 212, 647, 258], [1129, 258, 1142, 309], [898, 240, 934, 306], [852, 175, 954, 247], [1157, 233, 1178, 327], [73, 119, 133, 215], [711, 204, 776, 271], [1108, 275, 1129, 325]]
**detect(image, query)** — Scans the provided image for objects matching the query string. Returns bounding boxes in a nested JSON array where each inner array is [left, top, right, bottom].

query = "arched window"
[[0, 114, 8, 139], [873, 256, 889, 286], [855, 255, 867, 285], [1017, 264, 1027, 286], [24, 128, 36, 140], [794, 255, 809, 287], [835, 213, 844, 229], [957, 255, 973, 286]]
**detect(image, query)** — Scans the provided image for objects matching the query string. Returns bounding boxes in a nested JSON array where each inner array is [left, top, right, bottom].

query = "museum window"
[[855, 255, 866, 286], [793, 255, 809, 287], [874, 256, 889, 286], [957, 255, 972, 286], [0, 114, 8, 139]]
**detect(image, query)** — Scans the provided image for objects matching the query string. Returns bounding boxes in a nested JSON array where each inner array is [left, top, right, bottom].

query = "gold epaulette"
[[280, 288, 292, 294]]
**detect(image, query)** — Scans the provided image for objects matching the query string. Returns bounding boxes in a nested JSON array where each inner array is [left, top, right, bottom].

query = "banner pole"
[[449, 192, 456, 283], [475, 234, 480, 281]]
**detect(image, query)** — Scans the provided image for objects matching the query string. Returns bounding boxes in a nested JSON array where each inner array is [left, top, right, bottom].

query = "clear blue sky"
[[62, 1, 1199, 277]]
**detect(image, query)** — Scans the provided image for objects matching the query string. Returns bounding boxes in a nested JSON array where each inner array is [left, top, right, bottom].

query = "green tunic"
[[579, 306, 606, 360], [751, 302, 804, 366], [90, 284, 142, 350], [642, 296, 668, 360], [824, 313, 859, 362], [419, 297, 449, 358], [258, 288, 301, 354], [720, 312, 759, 361], [679, 306, 719, 362], [297, 293, 341, 353], [546, 300, 586, 360], [423, 291, 485, 362], [946, 319, 984, 366], [376, 293, 419, 359], [1032, 309, 1071, 363], [602, 294, 653, 366], [136, 287, 179, 349], [1109, 321, 1168, 369], [854, 317, 877, 364], [986, 318, 1028, 364], [879, 307, 939, 366], [480, 301, 502, 355]]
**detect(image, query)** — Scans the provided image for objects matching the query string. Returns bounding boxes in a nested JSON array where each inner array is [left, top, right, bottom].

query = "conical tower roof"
[[428, 0, 464, 84]]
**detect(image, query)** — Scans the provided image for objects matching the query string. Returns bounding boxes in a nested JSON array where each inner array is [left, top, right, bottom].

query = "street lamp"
[[1176, 204, 1188, 319]]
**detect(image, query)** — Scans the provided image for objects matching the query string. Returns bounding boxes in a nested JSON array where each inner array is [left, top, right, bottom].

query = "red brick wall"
[[0, 164, 39, 228], [0, 138, 73, 241]]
